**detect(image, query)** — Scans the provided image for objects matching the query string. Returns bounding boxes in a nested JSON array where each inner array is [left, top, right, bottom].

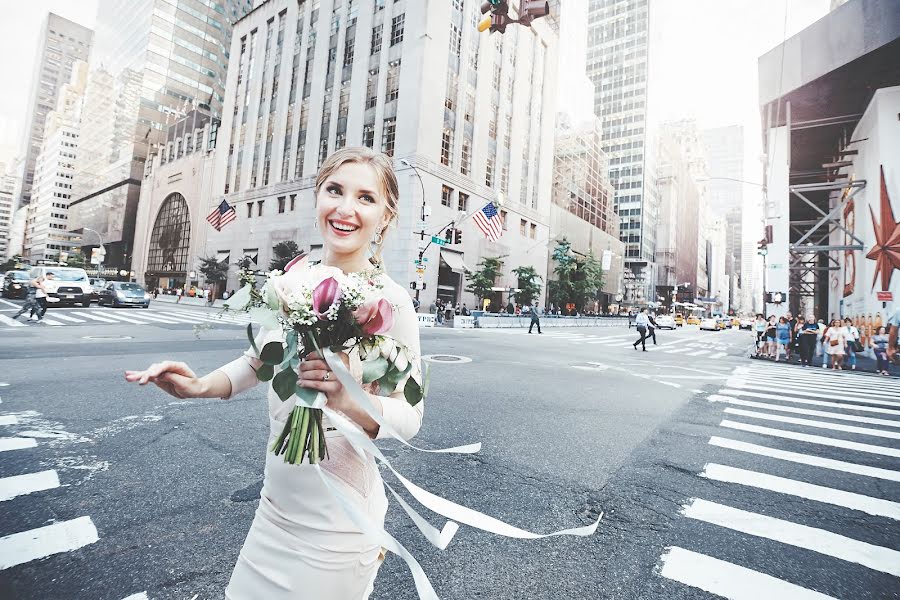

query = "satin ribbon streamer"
[[312, 348, 603, 599]]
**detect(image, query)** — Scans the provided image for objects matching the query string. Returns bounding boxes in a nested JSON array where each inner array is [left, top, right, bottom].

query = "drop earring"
[[374, 229, 383, 245]]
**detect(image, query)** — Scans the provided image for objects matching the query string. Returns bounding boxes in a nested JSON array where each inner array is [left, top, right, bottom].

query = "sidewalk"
[[749, 346, 899, 377]]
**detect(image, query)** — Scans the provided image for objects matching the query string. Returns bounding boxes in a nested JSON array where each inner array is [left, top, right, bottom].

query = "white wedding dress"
[[217, 273, 424, 599]]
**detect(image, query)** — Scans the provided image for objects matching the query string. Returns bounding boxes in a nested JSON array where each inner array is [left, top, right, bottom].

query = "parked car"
[[2, 270, 31, 299], [686, 315, 701, 326], [700, 317, 719, 331], [655, 314, 676, 329], [89, 278, 107, 302], [29, 266, 92, 307], [739, 318, 754, 330], [97, 282, 152, 308], [673, 313, 684, 327]]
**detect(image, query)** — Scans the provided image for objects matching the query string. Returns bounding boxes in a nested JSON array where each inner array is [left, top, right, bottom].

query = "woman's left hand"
[[297, 351, 352, 411]]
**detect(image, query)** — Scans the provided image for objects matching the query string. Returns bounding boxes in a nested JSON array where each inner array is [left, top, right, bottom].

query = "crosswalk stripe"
[[685, 349, 710, 356], [709, 395, 900, 428], [721, 420, 900, 458], [0, 470, 60, 502], [681, 498, 900, 577], [120, 593, 148, 600], [92, 312, 155, 325], [154, 311, 206, 322], [68, 311, 119, 323], [710, 436, 900, 482], [659, 546, 839, 600], [0, 438, 37, 452], [121, 312, 182, 324], [718, 388, 900, 416], [0, 314, 25, 327], [37, 318, 64, 326], [0, 515, 99, 570], [161, 311, 247, 324], [48, 313, 86, 323], [735, 375, 900, 399], [0, 416, 17, 426], [660, 346, 691, 354], [725, 382, 900, 408], [699, 463, 900, 520], [724, 407, 900, 440], [709, 352, 728, 359], [738, 368, 900, 393]]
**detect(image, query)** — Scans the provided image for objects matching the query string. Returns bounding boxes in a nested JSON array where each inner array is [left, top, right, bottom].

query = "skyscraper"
[[585, 0, 654, 303], [15, 13, 93, 209], [67, 0, 253, 272]]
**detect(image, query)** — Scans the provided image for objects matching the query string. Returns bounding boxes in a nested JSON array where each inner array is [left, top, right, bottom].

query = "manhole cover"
[[82, 335, 134, 341], [422, 354, 472, 364]]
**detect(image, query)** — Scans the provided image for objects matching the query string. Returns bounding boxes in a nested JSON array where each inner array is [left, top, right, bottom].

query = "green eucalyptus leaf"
[[265, 281, 281, 310], [295, 384, 320, 407], [256, 363, 274, 381], [404, 376, 422, 406], [223, 284, 252, 311], [260, 342, 284, 365], [272, 367, 297, 402], [246, 323, 259, 355], [250, 306, 281, 331], [379, 362, 412, 394], [362, 356, 389, 384]]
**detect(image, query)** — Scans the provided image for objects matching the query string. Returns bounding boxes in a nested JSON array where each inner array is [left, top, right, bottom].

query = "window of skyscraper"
[[390, 14, 405, 46]]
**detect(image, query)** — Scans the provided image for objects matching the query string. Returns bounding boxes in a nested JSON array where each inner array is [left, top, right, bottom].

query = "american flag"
[[472, 202, 503, 242], [206, 199, 237, 231]]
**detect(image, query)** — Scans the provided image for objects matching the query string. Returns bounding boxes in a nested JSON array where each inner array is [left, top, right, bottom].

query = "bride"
[[125, 147, 423, 598]]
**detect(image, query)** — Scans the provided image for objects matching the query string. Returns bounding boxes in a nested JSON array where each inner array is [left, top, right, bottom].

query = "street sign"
[[431, 235, 447, 246], [876, 291, 893, 302]]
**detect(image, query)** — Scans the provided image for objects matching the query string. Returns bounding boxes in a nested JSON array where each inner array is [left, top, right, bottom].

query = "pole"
[[762, 252, 767, 316], [399, 160, 427, 305]]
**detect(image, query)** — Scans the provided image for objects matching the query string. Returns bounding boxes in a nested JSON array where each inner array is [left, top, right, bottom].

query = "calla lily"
[[284, 253, 308, 272], [356, 298, 394, 335], [312, 277, 342, 319]]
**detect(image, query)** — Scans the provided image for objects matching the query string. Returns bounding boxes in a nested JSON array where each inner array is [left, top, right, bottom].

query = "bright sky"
[[0, 0, 831, 177]]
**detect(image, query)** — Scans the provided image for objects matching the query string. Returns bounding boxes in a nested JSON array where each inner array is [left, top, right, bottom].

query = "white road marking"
[[48, 312, 86, 323], [699, 463, 900, 520], [721, 420, 900, 458], [709, 395, 900, 428], [659, 546, 839, 600], [725, 381, 900, 408], [0, 516, 99, 569], [718, 388, 900, 416], [685, 349, 710, 356], [710, 436, 900, 482], [92, 312, 155, 325], [0, 314, 25, 327], [734, 373, 900, 397], [681, 498, 900, 577], [659, 346, 691, 354], [709, 352, 728, 359], [0, 416, 17, 425], [120, 593, 149, 600], [120, 312, 182, 324], [723, 408, 900, 440], [0, 299, 20, 309], [0, 470, 60, 502], [68, 311, 119, 323], [0, 438, 37, 452], [38, 318, 64, 326]]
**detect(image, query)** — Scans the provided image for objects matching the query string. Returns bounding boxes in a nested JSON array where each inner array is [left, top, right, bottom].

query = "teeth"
[[331, 221, 358, 232]]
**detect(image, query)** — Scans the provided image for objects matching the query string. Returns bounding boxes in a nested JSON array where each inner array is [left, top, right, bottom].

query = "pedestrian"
[[12, 273, 47, 322], [176, 286, 183, 303], [462, 304, 470, 316], [775, 316, 791, 362], [764, 316, 777, 359], [444, 301, 454, 323], [633, 308, 650, 351], [825, 318, 847, 370], [528, 302, 542, 334], [817, 318, 829, 368], [843, 317, 861, 370], [797, 315, 818, 367], [872, 326, 890, 375], [647, 312, 658, 345], [886, 306, 899, 366], [506, 300, 515, 315], [785, 312, 796, 361]]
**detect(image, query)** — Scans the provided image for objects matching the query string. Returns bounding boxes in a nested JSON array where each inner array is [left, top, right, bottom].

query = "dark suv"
[[2, 271, 31, 299]]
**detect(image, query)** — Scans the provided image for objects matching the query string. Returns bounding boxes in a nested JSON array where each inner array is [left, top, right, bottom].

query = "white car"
[[700, 318, 719, 331], [655, 315, 676, 329], [739, 318, 754, 330]]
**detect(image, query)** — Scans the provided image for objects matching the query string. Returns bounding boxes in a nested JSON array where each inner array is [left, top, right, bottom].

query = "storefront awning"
[[440, 250, 469, 273]]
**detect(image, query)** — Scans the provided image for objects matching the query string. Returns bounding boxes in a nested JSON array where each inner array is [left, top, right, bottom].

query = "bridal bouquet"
[[224, 258, 427, 464]]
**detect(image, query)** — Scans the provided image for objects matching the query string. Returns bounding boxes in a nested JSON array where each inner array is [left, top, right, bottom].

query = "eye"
[[326, 184, 341, 195], [360, 194, 376, 204]]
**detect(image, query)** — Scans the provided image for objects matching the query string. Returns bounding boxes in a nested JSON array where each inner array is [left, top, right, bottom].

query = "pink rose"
[[355, 298, 394, 335], [312, 277, 342, 319]]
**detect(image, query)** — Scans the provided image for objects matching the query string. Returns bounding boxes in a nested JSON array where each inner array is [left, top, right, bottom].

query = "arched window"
[[146, 193, 191, 275]]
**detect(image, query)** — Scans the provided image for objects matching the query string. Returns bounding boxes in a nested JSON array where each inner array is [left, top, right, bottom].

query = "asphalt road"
[[1, 300, 898, 599]]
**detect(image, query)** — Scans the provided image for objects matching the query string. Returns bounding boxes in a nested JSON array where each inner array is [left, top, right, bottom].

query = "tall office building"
[[15, 13, 92, 210], [201, 0, 558, 311], [585, 0, 654, 303], [67, 0, 253, 272], [0, 169, 17, 258]]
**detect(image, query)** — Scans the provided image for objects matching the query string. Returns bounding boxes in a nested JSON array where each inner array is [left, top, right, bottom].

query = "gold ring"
[[323, 372, 330, 382]]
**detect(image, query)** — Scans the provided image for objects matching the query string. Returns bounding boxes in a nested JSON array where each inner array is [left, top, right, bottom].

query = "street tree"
[[0, 255, 25, 272], [269, 241, 301, 272], [199, 255, 229, 301], [548, 239, 576, 311], [465, 256, 504, 304], [572, 251, 604, 313], [511, 265, 542, 307], [65, 252, 86, 269]]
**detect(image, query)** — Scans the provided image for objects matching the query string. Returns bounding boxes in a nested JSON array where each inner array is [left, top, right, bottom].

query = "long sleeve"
[[374, 281, 425, 441], [214, 326, 279, 400]]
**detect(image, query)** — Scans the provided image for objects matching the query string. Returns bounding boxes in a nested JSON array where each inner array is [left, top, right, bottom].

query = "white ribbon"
[[312, 348, 603, 599]]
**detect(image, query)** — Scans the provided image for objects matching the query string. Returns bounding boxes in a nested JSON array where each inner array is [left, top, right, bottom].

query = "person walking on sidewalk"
[[528, 303, 542, 334], [797, 315, 818, 367], [825, 318, 847, 370], [872, 326, 890, 375], [843, 317, 861, 370], [12, 274, 47, 321], [633, 308, 650, 351], [647, 312, 658, 345]]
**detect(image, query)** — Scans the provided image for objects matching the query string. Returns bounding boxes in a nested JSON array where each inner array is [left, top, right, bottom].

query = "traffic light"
[[479, 1, 512, 33], [454, 229, 462, 244], [757, 240, 768, 256], [444, 228, 453, 243], [518, 0, 549, 25]]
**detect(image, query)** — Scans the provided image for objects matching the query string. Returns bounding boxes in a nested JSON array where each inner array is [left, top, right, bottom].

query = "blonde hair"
[[315, 147, 399, 265]]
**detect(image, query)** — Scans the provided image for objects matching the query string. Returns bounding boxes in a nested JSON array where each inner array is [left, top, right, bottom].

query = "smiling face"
[[316, 161, 392, 270]]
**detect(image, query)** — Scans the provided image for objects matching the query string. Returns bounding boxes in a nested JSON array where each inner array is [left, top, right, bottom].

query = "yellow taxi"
[[686, 315, 701, 326], [716, 317, 728, 330], [731, 317, 741, 328], [673, 313, 685, 327]]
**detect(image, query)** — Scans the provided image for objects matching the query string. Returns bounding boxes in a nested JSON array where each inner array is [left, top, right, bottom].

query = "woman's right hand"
[[124, 361, 203, 399]]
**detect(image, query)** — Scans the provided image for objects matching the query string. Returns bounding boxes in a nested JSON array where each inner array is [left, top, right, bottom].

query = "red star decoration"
[[866, 166, 900, 291]]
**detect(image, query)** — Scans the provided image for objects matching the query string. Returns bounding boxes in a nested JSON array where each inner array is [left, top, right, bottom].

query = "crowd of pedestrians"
[[754, 310, 898, 375]]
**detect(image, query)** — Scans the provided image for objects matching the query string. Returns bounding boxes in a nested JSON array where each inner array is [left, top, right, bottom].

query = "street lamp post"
[[83, 227, 104, 278], [398, 159, 428, 306]]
